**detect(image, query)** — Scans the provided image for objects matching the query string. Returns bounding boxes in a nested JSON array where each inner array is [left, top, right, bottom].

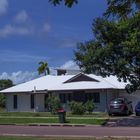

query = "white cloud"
[[60, 60, 79, 70], [0, 23, 52, 37], [0, 0, 8, 15], [0, 71, 39, 85], [0, 9, 51, 38], [42, 23, 51, 32], [0, 69, 57, 85], [15, 10, 28, 23], [0, 24, 33, 37], [0, 62, 79, 85], [0, 50, 49, 63]]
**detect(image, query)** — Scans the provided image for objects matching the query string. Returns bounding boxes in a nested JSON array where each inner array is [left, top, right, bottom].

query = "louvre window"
[[13, 95, 17, 109], [86, 93, 100, 103], [30, 94, 35, 109]]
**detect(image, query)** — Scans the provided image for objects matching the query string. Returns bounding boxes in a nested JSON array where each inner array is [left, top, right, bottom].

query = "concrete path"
[[0, 125, 140, 138]]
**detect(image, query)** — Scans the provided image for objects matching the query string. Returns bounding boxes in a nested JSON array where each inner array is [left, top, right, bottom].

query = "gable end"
[[64, 73, 99, 83]]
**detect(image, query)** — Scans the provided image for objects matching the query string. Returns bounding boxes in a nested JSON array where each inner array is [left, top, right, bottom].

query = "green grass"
[[0, 111, 53, 117], [0, 117, 58, 124], [0, 109, 108, 125], [67, 118, 106, 125], [66, 112, 108, 118], [0, 111, 108, 118], [0, 136, 130, 140], [0, 117, 106, 125]]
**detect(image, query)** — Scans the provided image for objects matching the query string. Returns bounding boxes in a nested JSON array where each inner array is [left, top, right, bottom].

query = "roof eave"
[[0, 89, 48, 94]]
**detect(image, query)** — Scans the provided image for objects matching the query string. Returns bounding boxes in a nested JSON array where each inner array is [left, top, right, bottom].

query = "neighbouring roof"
[[0, 73, 127, 93]]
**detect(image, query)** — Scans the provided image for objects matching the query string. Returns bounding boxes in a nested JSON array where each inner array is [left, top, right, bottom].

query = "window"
[[13, 95, 17, 109], [85, 93, 100, 103], [94, 93, 100, 103], [44, 94, 48, 108], [67, 93, 72, 102], [30, 94, 35, 109], [59, 94, 66, 103]]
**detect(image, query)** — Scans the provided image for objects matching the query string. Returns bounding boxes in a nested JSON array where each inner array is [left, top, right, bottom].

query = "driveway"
[[105, 115, 140, 127]]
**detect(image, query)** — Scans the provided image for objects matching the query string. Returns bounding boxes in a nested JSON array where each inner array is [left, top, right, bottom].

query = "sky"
[[0, 0, 107, 84]]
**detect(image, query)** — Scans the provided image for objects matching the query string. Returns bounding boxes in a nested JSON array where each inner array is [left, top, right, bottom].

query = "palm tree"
[[37, 61, 50, 76]]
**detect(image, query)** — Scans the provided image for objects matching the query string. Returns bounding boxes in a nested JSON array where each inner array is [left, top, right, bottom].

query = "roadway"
[[0, 125, 140, 138]]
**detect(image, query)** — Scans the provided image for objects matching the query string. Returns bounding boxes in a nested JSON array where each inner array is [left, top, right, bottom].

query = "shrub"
[[0, 94, 6, 108], [46, 95, 62, 114], [69, 101, 85, 115], [85, 100, 95, 114]]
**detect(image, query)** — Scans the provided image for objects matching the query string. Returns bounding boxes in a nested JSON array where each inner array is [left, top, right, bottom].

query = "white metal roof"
[[0, 73, 127, 93]]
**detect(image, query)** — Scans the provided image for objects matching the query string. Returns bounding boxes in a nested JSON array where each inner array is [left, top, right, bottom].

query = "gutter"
[[0, 89, 48, 94]]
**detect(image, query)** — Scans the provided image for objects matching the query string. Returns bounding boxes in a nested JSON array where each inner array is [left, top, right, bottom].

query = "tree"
[[49, 0, 140, 92], [49, 0, 139, 9], [46, 94, 62, 114], [37, 61, 50, 76], [75, 0, 140, 93], [104, 0, 140, 19], [49, 0, 78, 7], [0, 79, 13, 108], [0, 79, 13, 90]]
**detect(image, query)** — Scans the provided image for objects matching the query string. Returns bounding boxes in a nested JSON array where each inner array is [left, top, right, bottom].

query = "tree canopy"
[[74, 0, 140, 93], [49, 0, 78, 7], [49, 0, 139, 9], [37, 61, 50, 76], [0, 79, 13, 108], [0, 79, 13, 90]]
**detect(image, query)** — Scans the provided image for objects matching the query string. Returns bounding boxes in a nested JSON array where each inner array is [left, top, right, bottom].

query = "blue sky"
[[0, 0, 107, 84]]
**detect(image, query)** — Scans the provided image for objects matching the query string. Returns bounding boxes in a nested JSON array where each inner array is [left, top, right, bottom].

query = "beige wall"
[[6, 93, 45, 112], [6, 89, 131, 112]]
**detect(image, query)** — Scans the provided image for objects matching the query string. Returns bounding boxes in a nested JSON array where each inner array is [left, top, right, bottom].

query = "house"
[[0, 70, 140, 112]]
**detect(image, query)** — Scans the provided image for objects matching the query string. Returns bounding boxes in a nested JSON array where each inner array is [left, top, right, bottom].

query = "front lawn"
[[0, 109, 108, 125], [0, 117, 106, 125], [0, 110, 108, 118]]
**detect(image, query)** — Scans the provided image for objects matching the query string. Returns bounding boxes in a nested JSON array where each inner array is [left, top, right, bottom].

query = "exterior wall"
[[18, 94, 31, 112], [6, 94, 31, 112], [6, 90, 121, 112], [94, 89, 119, 112], [6, 93, 45, 112], [57, 90, 119, 112], [6, 94, 14, 112], [95, 91, 107, 112], [119, 90, 140, 110], [35, 94, 45, 112]]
